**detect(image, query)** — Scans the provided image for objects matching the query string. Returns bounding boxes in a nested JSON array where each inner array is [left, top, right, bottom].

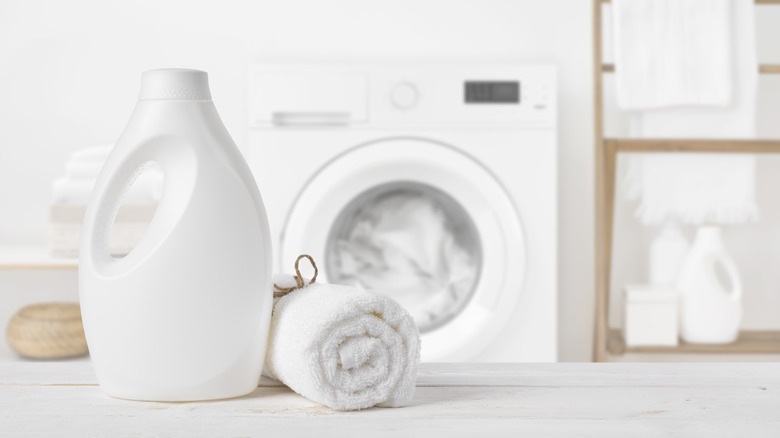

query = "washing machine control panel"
[[249, 64, 556, 128], [391, 82, 420, 110], [377, 68, 555, 127], [464, 81, 520, 104]]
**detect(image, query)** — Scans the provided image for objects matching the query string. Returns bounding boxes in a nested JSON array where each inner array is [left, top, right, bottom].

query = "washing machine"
[[247, 62, 557, 362]]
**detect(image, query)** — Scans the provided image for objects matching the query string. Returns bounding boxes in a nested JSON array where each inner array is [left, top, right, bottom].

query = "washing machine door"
[[280, 138, 525, 361]]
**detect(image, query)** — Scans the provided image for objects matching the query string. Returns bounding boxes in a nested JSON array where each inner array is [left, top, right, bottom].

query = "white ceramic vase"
[[676, 226, 742, 344]]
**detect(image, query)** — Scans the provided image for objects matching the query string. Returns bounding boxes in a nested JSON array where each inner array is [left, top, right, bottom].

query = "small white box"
[[623, 285, 679, 347]]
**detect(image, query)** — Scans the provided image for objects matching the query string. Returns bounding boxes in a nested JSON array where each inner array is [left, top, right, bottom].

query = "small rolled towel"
[[264, 262, 421, 411]]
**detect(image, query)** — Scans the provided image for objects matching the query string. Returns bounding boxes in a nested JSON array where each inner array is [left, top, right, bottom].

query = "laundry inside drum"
[[326, 181, 482, 333]]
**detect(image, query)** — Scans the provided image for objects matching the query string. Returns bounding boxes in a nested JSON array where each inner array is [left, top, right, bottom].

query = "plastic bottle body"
[[648, 219, 689, 287], [80, 71, 272, 401], [676, 226, 742, 344]]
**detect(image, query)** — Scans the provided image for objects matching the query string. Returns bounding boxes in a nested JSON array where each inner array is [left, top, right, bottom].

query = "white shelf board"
[[0, 245, 78, 270]]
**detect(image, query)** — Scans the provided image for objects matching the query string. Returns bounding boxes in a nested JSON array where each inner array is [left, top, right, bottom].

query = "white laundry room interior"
[[1, 0, 779, 435]]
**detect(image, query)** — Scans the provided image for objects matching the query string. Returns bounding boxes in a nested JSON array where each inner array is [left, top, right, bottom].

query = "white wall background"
[[0, 0, 594, 360]]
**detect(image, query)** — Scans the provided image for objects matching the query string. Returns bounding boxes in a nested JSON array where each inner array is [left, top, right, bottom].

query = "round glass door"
[[325, 181, 482, 333], [279, 138, 526, 360]]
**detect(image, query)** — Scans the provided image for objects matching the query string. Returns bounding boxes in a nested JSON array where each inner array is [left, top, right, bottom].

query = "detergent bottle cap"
[[138, 68, 211, 101]]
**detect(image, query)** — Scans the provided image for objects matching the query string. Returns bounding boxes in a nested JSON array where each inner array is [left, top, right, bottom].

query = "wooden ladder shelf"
[[593, 0, 780, 361]]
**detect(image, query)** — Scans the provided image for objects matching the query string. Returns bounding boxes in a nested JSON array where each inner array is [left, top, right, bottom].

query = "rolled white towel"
[[264, 271, 421, 411]]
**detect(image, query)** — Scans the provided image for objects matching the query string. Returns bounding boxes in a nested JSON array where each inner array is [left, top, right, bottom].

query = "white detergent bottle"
[[80, 69, 272, 401], [676, 226, 742, 344]]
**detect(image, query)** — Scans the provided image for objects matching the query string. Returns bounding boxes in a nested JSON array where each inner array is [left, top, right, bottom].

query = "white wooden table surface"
[[1, 362, 778, 437]]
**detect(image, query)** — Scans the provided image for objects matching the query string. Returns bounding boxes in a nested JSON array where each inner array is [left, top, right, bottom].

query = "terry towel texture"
[[264, 273, 421, 411]]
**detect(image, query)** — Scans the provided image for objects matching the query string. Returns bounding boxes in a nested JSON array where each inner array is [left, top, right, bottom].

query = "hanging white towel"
[[264, 273, 421, 411], [625, 153, 758, 225], [627, 0, 758, 138], [615, 0, 759, 224], [613, 0, 732, 110]]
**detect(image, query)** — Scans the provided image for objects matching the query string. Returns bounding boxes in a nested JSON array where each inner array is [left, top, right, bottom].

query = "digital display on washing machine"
[[464, 81, 520, 104]]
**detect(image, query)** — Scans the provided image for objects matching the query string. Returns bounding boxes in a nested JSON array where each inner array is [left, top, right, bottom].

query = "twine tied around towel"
[[273, 254, 319, 298]]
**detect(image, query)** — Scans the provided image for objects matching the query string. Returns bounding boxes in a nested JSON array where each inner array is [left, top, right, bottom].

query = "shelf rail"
[[602, 64, 780, 74], [600, 0, 780, 3]]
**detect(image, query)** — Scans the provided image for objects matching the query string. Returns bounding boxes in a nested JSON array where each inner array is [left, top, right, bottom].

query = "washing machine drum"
[[280, 138, 526, 361], [326, 181, 482, 334]]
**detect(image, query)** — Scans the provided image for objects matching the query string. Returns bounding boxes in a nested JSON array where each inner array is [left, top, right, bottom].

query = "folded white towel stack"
[[264, 256, 421, 411], [49, 144, 164, 256], [51, 145, 164, 205]]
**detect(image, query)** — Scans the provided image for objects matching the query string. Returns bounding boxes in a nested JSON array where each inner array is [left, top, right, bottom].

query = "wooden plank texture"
[[5, 361, 780, 388], [0, 362, 778, 437]]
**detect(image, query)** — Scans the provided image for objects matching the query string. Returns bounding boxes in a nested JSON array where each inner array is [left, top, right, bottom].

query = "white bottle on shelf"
[[79, 69, 272, 401], [648, 218, 689, 287], [676, 226, 742, 344]]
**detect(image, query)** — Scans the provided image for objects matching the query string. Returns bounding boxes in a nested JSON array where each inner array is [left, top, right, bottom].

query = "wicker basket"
[[6, 302, 89, 359]]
